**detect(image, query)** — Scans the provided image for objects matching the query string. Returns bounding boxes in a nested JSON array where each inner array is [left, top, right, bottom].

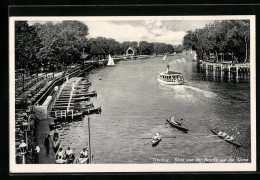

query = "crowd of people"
[[54, 146, 89, 164]]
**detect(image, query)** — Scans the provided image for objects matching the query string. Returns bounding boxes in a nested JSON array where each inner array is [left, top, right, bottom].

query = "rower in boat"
[[56, 148, 65, 159], [217, 131, 223, 136], [55, 155, 67, 164], [153, 132, 161, 140], [65, 147, 74, 158], [170, 116, 182, 126], [77, 148, 89, 164], [80, 148, 88, 158], [222, 132, 227, 137], [65, 147, 75, 164], [151, 132, 161, 146], [227, 136, 234, 141]]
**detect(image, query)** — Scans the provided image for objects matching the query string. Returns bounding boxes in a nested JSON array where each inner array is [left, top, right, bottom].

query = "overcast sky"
[[28, 19, 212, 45]]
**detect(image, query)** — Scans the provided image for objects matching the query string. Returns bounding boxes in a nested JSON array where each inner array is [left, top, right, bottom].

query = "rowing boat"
[[49, 122, 61, 131], [210, 129, 243, 147], [77, 157, 89, 164], [72, 96, 90, 102], [166, 118, 189, 132], [73, 91, 97, 98], [83, 106, 102, 115], [52, 131, 60, 153], [151, 138, 161, 147]]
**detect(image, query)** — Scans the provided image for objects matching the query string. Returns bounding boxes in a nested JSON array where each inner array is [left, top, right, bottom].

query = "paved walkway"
[[36, 117, 56, 164], [35, 90, 60, 164]]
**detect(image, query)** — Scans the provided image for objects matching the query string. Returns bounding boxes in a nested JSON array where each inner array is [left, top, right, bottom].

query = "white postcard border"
[[9, 15, 256, 173]]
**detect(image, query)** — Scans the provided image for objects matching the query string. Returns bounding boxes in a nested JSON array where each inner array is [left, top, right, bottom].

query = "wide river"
[[59, 53, 251, 164]]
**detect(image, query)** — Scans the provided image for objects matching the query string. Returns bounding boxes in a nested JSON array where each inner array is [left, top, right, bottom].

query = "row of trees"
[[16, 21, 89, 74], [87, 38, 177, 55], [183, 20, 250, 62], [15, 20, 182, 74]]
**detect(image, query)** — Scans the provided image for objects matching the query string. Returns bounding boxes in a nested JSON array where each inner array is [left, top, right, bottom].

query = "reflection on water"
[[59, 54, 250, 163]]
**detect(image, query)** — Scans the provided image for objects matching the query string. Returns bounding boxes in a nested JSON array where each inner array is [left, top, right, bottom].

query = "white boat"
[[162, 55, 167, 61], [107, 54, 115, 66], [157, 65, 185, 85], [77, 157, 89, 164]]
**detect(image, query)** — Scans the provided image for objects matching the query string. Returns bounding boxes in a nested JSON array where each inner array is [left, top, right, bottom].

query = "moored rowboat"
[[83, 106, 102, 115], [52, 131, 60, 153]]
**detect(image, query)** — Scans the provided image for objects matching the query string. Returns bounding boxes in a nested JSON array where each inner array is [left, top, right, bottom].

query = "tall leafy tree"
[[33, 21, 89, 70], [182, 20, 250, 62], [139, 41, 153, 55], [15, 21, 42, 90]]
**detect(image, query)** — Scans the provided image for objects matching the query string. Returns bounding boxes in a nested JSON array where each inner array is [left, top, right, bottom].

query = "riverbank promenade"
[[15, 65, 93, 164]]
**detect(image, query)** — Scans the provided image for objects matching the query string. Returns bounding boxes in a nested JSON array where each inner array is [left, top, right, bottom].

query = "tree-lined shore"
[[15, 20, 182, 76], [183, 20, 250, 63]]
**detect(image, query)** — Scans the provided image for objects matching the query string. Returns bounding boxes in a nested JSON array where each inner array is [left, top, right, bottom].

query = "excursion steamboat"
[[157, 65, 185, 85]]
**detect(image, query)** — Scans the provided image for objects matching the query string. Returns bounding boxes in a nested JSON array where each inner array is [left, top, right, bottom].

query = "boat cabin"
[[159, 71, 184, 82]]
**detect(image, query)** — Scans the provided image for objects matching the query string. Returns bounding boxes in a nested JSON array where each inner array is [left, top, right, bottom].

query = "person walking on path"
[[44, 134, 50, 157]]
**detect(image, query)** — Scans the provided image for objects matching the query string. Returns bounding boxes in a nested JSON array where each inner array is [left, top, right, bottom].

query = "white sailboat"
[[193, 52, 197, 61], [162, 55, 167, 61], [107, 54, 115, 66]]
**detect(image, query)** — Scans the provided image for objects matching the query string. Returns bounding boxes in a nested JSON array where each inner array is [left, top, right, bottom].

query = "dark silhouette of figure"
[[44, 134, 50, 156]]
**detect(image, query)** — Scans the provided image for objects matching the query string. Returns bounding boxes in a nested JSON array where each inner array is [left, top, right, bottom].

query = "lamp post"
[[19, 140, 27, 164], [26, 109, 31, 131], [22, 121, 29, 148], [88, 116, 92, 164]]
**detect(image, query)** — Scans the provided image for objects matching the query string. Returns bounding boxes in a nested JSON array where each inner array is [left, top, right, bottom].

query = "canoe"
[[73, 91, 97, 98], [151, 138, 161, 147], [210, 129, 243, 147], [166, 118, 189, 132], [84, 91, 97, 97], [73, 97, 90, 102], [82, 106, 102, 115], [52, 132, 60, 153], [75, 102, 94, 107], [67, 112, 84, 121], [49, 122, 61, 131], [78, 82, 91, 86]]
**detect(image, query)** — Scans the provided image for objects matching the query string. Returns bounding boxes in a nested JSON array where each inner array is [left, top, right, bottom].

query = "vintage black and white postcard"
[[9, 15, 256, 173]]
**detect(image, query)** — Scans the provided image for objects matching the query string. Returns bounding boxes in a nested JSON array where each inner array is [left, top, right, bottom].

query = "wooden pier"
[[49, 77, 83, 120], [198, 61, 250, 81]]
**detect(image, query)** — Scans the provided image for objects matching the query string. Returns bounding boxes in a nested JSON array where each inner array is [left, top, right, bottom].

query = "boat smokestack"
[[167, 65, 170, 73]]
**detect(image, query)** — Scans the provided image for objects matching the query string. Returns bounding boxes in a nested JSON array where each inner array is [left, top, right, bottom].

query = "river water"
[[58, 53, 251, 164]]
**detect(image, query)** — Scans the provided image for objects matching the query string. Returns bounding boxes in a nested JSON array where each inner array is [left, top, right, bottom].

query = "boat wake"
[[158, 82, 217, 99], [184, 86, 217, 98], [168, 57, 186, 65]]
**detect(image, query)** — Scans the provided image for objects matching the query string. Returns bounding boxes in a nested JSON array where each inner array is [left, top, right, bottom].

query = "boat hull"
[[166, 118, 189, 132], [78, 157, 89, 164], [157, 77, 184, 85], [83, 107, 102, 115], [152, 138, 161, 147]]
